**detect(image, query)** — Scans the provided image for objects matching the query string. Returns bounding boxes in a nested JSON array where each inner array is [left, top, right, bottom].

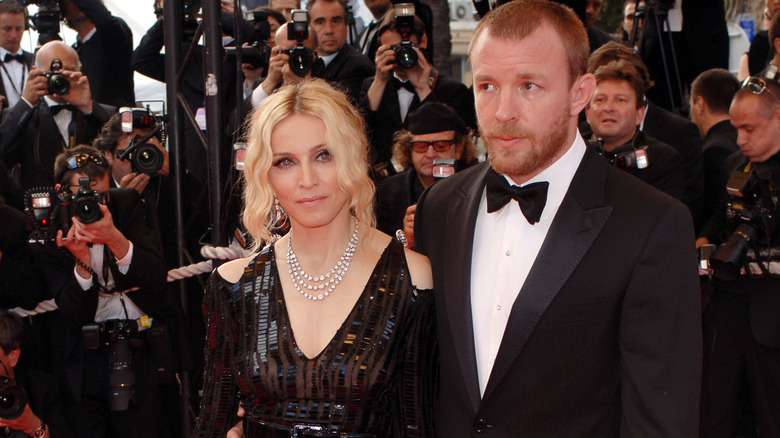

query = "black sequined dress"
[[194, 239, 436, 437]]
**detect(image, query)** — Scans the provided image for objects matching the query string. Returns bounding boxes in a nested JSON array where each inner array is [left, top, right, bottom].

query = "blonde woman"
[[194, 79, 435, 438]]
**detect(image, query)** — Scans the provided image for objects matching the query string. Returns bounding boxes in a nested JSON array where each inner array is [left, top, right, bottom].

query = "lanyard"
[[0, 60, 26, 98]]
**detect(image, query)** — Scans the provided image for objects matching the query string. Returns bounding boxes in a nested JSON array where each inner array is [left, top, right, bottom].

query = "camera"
[[25, 186, 72, 245], [225, 10, 272, 70], [710, 170, 778, 281], [392, 3, 418, 70], [279, 10, 314, 77], [432, 158, 456, 179], [24, 0, 62, 45], [83, 319, 138, 411], [44, 58, 69, 95], [116, 107, 165, 175], [24, 178, 106, 244], [591, 138, 650, 170], [72, 177, 105, 224], [0, 375, 27, 420]]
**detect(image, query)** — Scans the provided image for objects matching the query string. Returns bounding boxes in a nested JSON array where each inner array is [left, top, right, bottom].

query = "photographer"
[[51, 146, 174, 438], [359, 8, 475, 173], [61, 0, 134, 107], [0, 41, 114, 192], [375, 102, 476, 248], [0, 309, 74, 438], [250, 20, 319, 108], [698, 71, 780, 438], [584, 57, 686, 200]]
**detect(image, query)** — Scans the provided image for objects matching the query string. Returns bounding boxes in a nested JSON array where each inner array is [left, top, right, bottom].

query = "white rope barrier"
[[10, 242, 252, 317]]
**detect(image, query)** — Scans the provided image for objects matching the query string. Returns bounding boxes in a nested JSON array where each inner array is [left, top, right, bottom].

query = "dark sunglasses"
[[65, 153, 109, 171], [742, 76, 780, 100], [410, 139, 456, 153]]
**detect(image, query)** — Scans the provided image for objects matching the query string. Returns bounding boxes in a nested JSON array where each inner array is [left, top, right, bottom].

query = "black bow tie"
[[393, 77, 416, 93], [50, 103, 76, 115], [3, 53, 25, 64], [485, 168, 549, 224]]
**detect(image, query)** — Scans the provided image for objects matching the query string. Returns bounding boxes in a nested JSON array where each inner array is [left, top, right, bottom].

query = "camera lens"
[[132, 143, 164, 175], [395, 44, 418, 69], [288, 46, 312, 77], [74, 197, 102, 224], [48, 73, 70, 95], [0, 377, 26, 419]]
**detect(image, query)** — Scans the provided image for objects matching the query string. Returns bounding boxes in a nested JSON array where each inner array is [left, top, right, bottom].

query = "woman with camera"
[[194, 79, 436, 438]]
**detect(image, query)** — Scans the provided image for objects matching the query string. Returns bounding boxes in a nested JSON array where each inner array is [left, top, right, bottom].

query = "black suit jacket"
[[323, 45, 374, 104], [359, 72, 476, 166], [70, 0, 135, 107], [700, 120, 738, 229], [0, 99, 115, 190], [643, 103, 706, 229], [51, 188, 169, 401], [0, 50, 33, 111], [415, 148, 702, 436], [375, 168, 424, 235]]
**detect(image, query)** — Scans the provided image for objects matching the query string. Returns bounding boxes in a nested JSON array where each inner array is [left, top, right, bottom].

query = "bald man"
[[250, 21, 320, 108], [0, 40, 114, 190]]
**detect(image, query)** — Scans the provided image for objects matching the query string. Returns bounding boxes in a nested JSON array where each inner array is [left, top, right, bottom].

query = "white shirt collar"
[[320, 51, 339, 67]]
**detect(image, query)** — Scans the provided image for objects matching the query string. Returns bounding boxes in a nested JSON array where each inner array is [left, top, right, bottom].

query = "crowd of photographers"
[[0, 0, 776, 436]]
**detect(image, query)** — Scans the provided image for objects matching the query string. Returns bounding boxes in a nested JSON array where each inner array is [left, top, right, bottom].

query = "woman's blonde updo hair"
[[241, 79, 375, 250]]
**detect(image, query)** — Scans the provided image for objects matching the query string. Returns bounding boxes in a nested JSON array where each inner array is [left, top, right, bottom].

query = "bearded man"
[[413, 0, 703, 436]]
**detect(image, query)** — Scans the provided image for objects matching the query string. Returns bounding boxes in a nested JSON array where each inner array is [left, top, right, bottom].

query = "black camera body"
[[591, 138, 650, 171], [280, 10, 314, 77], [0, 375, 27, 420], [224, 10, 272, 69], [44, 58, 69, 95], [72, 177, 105, 224], [24, 178, 106, 245], [710, 170, 777, 280], [116, 107, 165, 175], [24, 0, 62, 44], [393, 3, 418, 69]]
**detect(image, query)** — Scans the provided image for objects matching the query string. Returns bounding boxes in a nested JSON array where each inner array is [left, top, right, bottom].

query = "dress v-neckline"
[[272, 241, 395, 361]]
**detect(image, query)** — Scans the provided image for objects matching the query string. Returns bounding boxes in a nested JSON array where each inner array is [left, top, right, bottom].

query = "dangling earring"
[[271, 196, 290, 234]]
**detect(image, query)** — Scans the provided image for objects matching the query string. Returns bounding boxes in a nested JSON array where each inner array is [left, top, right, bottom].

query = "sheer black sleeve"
[[194, 271, 241, 437]]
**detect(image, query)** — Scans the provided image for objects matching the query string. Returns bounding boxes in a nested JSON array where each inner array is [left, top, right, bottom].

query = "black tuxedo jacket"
[[359, 72, 476, 166], [700, 120, 738, 229], [643, 103, 705, 229], [415, 148, 702, 436], [375, 168, 424, 235], [50, 188, 169, 401], [322, 45, 374, 104], [0, 99, 115, 190], [0, 50, 33, 111]]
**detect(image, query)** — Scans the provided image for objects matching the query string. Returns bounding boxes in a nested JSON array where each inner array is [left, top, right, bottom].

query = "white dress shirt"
[[0, 48, 27, 108], [470, 133, 586, 396]]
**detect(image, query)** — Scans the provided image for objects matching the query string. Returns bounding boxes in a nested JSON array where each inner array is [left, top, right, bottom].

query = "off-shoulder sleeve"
[[396, 288, 437, 438], [194, 272, 241, 437]]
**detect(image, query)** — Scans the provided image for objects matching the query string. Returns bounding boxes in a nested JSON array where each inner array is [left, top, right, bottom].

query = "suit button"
[[474, 419, 487, 432]]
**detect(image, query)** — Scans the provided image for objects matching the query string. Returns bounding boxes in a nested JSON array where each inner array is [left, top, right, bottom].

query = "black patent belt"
[[250, 419, 376, 438]]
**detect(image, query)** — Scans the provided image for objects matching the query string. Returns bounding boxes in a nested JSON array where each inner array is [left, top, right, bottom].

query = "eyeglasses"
[[65, 153, 109, 171], [742, 76, 780, 101], [410, 139, 456, 153]]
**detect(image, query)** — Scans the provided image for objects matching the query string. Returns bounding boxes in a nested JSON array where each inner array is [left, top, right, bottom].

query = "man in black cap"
[[375, 102, 476, 247]]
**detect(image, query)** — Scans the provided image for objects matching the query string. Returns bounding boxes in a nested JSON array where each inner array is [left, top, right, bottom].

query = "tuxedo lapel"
[[441, 162, 490, 412], [480, 150, 613, 403]]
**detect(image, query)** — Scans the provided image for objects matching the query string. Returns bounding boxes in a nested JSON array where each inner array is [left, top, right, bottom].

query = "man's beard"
[[481, 102, 571, 178]]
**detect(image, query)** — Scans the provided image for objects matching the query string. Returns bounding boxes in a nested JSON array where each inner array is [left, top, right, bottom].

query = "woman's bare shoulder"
[[216, 255, 255, 284]]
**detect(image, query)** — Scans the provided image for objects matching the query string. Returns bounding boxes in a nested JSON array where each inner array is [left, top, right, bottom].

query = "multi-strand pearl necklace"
[[286, 216, 359, 300]]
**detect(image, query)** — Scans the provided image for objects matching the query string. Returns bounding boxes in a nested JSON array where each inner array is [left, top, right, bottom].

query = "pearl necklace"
[[287, 216, 359, 300]]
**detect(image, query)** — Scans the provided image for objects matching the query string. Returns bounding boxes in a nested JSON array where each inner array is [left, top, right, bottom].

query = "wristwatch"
[[30, 420, 45, 438]]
